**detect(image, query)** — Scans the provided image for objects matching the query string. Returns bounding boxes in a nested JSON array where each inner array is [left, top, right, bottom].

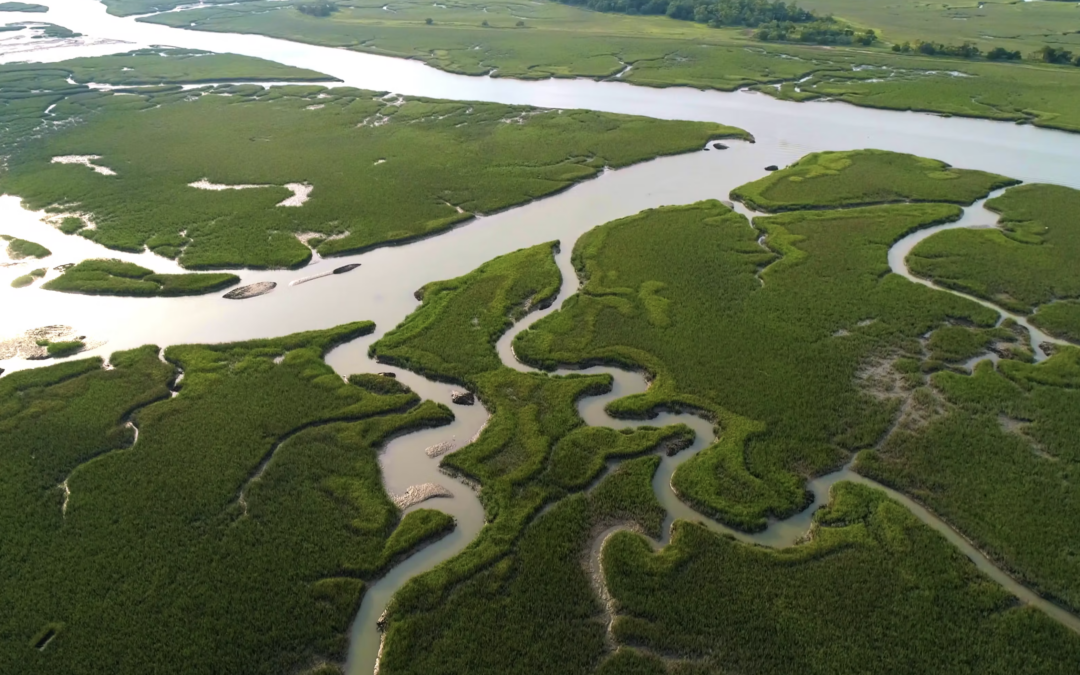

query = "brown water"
[[3, 2, 1080, 671]]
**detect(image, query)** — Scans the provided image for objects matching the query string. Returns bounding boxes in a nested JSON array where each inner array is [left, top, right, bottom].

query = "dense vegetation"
[[366, 243, 693, 672], [1031, 301, 1080, 344], [138, 0, 1080, 132], [731, 149, 1017, 212], [0, 56, 742, 269], [603, 482, 1080, 673], [909, 184, 1080, 314], [42, 259, 240, 296], [553, 0, 818, 28], [9, 268, 45, 288], [858, 351, 1080, 612], [514, 198, 997, 530], [0, 323, 461, 673], [0, 234, 50, 259]]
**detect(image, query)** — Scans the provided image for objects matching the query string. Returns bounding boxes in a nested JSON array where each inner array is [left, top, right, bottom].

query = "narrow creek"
[[2, 0, 1080, 669]]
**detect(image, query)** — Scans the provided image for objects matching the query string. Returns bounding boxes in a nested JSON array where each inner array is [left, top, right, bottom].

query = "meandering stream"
[[2, 1, 1080, 672]]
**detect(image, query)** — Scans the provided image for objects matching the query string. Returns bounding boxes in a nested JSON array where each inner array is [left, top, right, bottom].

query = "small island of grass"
[[42, 259, 240, 297], [1, 234, 51, 259], [0, 2, 49, 12], [731, 149, 1018, 212]]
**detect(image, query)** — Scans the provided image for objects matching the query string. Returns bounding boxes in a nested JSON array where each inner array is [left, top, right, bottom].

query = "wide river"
[[2, 2, 1080, 672]]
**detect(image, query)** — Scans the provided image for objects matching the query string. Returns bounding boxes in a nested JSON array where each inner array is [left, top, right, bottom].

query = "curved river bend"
[[1, 1, 1079, 672]]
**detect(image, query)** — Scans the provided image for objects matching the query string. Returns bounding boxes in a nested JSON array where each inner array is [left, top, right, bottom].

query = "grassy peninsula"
[[732, 149, 1017, 212], [42, 259, 240, 297], [0, 324, 460, 673], [909, 183, 1080, 316]]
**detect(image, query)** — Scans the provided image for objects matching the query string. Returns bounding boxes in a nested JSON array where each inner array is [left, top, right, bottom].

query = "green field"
[[909, 184, 1080, 315], [731, 149, 1017, 212], [0, 52, 742, 270], [0, 324, 463, 673], [134, 0, 1080, 132], [42, 259, 240, 296]]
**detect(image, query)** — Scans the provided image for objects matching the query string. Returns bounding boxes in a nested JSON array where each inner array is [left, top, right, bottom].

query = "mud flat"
[[222, 281, 275, 300]]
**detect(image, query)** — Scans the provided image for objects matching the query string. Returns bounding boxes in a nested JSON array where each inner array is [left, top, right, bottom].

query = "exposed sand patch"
[[0, 325, 102, 360], [425, 440, 456, 458], [391, 483, 453, 509], [51, 155, 116, 176], [223, 281, 276, 300], [188, 179, 313, 207]]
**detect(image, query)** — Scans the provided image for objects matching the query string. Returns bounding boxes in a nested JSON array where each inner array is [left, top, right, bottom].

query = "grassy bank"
[[0, 324, 461, 674], [42, 259, 240, 297], [135, 0, 1080, 133], [0, 54, 744, 270], [731, 149, 1017, 212], [909, 183, 1080, 315]]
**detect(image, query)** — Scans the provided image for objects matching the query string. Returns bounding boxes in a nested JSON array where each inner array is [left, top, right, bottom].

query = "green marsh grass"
[[909, 184, 1080, 314], [731, 149, 1017, 212], [0, 61, 743, 269], [515, 199, 996, 530], [1, 235, 51, 259], [0, 324, 463, 673], [603, 481, 1080, 673], [42, 259, 240, 296]]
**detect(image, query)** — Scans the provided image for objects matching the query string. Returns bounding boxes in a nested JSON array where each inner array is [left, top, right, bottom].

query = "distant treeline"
[[756, 20, 877, 46], [554, 0, 819, 27], [296, 0, 337, 16], [891, 40, 1080, 66]]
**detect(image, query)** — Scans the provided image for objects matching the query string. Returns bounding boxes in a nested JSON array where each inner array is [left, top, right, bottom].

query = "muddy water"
[[2, 0, 1080, 670]]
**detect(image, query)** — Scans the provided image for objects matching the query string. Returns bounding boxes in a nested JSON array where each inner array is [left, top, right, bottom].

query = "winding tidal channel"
[[3, 1, 1080, 671]]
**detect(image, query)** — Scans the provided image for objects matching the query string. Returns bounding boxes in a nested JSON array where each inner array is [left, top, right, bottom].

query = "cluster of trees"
[[1033, 45, 1080, 66], [296, 1, 337, 16], [891, 40, 1019, 60], [756, 21, 876, 46], [555, 0, 819, 28]]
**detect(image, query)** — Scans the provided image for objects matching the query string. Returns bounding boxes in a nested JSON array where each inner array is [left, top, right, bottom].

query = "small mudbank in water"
[[333, 263, 361, 274], [392, 483, 453, 509], [223, 281, 276, 299], [0, 324, 101, 360]]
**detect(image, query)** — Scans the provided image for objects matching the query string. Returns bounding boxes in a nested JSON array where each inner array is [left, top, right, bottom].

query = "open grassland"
[[0, 234, 50, 259], [0, 324, 461, 674], [138, 0, 1080, 132], [603, 481, 1080, 673], [513, 198, 997, 530], [858, 350, 1080, 613], [367, 243, 692, 671], [42, 259, 240, 296], [731, 149, 1016, 212], [0, 55, 742, 270], [909, 184, 1080, 315]]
